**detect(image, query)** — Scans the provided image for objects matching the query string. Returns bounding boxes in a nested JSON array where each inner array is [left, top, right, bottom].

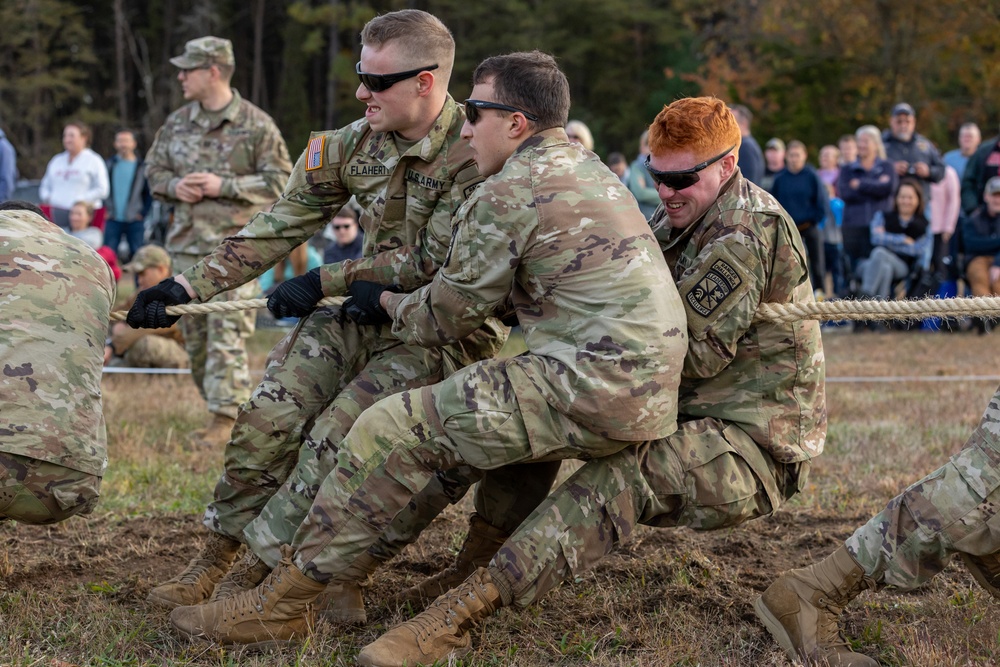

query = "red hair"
[[648, 97, 741, 161]]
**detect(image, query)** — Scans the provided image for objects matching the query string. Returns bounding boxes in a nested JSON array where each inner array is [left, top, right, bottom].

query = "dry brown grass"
[[3, 328, 1000, 665]]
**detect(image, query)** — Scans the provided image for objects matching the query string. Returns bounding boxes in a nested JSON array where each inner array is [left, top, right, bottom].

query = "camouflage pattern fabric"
[[122, 336, 188, 369], [489, 418, 787, 607], [146, 90, 289, 417], [0, 452, 102, 524], [196, 98, 511, 565], [0, 210, 114, 523], [650, 170, 826, 464], [145, 89, 292, 257], [172, 254, 257, 419], [469, 169, 824, 607], [846, 384, 1000, 589], [288, 129, 689, 583]]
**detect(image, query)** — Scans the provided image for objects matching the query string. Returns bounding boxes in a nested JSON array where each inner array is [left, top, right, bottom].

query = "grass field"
[[4, 327, 1000, 666]]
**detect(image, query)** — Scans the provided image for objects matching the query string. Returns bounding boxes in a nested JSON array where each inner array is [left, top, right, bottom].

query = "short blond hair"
[[361, 10, 454, 82], [649, 97, 741, 161]]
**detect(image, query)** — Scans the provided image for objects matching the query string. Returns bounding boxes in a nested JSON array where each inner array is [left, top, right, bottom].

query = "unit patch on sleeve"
[[686, 258, 743, 317], [305, 135, 325, 171]]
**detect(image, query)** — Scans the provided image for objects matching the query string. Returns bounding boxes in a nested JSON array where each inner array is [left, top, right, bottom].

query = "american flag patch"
[[305, 135, 325, 171]]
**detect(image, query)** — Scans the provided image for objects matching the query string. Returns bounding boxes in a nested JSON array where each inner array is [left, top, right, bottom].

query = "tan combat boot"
[[395, 512, 509, 608], [147, 532, 241, 609], [358, 567, 502, 667], [189, 414, 236, 449], [961, 552, 1000, 600], [314, 551, 385, 625], [209, 549, 271, 601], [170, 545, 326, 647], [754, 546, 878, 666]]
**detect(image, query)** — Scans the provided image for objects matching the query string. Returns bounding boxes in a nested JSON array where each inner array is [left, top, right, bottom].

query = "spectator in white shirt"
[[39, 121, 110, 229]]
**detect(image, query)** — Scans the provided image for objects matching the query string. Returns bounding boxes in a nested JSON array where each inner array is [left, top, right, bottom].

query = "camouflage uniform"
[[145, 86, 292, 418], [179, 98, 524, 568], [0, 210, 115, 524], [846, 384, 1000, 589], [484, 170, 827, 608], [287, 128, 690, 583]]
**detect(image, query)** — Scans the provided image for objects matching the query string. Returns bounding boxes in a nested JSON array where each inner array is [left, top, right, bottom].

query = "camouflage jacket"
[[386, 129, 689, 441], [145, 89, 292, 256], [181, 96, 506, 362], [650, 169, 826, 463], [0, 211, 115, 476]]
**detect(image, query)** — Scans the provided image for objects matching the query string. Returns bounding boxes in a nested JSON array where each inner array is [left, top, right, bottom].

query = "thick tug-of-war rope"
[[110, 295, 1000, 325]]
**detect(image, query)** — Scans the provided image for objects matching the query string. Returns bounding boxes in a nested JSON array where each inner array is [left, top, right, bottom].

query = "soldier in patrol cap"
[[0, 201, 114, 525], [131, 10, 554, 624], [756, 383, 1000, 666], [165, 49, 689, 649], [144, 35, 292, 447], [354, 96, 826, 666], [105, 245, 188, 369]]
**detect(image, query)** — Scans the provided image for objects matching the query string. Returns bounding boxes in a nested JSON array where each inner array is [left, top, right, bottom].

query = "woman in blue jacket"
[[838, 125, 898, 279]]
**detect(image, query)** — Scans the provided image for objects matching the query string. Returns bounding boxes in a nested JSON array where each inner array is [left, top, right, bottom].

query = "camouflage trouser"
[[123, 335, 189, 368], [172, 254, 256, 419], [846, 385, 1000, 589], [290, 356, 629, 583], [485, 417, 795, 608], [205, 304, 554, 568], [0, 452, 102, 525]]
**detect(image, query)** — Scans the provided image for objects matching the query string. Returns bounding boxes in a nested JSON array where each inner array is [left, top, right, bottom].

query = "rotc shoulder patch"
[[686, 258, 743, 317], [305, 135, 325, 171]]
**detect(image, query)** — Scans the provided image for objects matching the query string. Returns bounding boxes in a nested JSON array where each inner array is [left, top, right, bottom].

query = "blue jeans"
[[104, 219, 146, 262]]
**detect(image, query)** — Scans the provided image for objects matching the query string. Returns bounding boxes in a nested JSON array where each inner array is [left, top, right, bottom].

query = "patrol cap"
[[892, 102, 915, 117], [765, 137, 785, 152], [986, 176, 1000, 195], [123, 245, 171, 273], [169, 36, 235, 69]]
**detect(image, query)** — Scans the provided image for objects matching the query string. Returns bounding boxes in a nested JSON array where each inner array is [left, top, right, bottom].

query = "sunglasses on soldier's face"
[[644, 145, 736, 190], [355, 63, 439, 93], [464, 99, 540, 125]]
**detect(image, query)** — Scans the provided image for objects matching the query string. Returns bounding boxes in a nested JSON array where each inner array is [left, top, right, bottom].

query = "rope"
[[110, 295, 1000, 324]]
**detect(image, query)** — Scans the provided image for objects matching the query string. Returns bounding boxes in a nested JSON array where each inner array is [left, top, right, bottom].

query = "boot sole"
[[356, 642, 471, 667], [752, 595, 801, 662]]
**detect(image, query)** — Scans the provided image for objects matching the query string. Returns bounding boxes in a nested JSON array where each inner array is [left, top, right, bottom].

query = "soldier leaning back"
[[130, 10, 559, 622], [357, 96, 827, 667], [144, 36, 292, 447], [0, 201, 115, 525], [166, 49, 690, 648]]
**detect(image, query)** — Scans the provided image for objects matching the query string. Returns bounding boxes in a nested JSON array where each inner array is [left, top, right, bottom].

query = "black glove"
[[126, 277, 192, 329], [343, 280, 397, 325], [267, 268, 324, 319]]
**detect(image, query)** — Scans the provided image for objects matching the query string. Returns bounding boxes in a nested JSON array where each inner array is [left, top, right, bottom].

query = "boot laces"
[[410, 583, 479, 641], [815, 596, 852, 651], [221, 565, 286, 622], [176, 538, 234, 585]]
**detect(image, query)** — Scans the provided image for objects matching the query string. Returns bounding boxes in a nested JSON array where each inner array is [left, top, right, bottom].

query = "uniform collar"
[[192, 89, 242, 129]]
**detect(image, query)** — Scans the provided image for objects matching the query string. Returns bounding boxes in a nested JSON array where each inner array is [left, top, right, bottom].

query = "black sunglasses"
[[355, 63, 438, 93], [644, 144, 736, 190], [464, 99, 540, 125]]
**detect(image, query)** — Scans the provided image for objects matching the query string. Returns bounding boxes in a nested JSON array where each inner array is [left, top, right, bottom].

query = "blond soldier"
[[166, 50, 689, 647], [144, 36, 292, 447], [130, 11, 553, 623], [0, 201, 114, 525], [358, 96, 826, 666]]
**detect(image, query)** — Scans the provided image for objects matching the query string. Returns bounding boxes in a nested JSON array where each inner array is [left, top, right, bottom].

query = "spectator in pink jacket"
[[930, 164, 961, 281]]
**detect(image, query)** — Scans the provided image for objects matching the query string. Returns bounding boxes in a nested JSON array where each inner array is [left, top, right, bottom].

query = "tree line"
[[0, 0, 996, 179]]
